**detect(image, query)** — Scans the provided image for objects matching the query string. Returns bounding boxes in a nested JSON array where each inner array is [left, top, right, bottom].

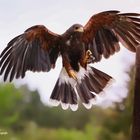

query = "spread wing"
[[0, 25, 60, 81], [82, 10, 140, 62]]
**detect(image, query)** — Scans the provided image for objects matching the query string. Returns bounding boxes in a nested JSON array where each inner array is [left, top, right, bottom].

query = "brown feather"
[[128, 17, 140, 23], [132, 22, 140, 28], [0, 25, 60, 81], [103, 28, 119, 54], [25, 25, 59, 50], [117, 22, 140, 42], [119, 13, 140, 17], [91, 39, 102, 62], [117, 24, 139, 45], [96, 30, 110, 58], [114, 27, 136, 52], [0, 54, 12, 75], [83, 11, 140, 62], [100, 28, 115, 56]]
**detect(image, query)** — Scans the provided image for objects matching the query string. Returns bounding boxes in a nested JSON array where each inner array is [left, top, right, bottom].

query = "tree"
[[132, 46, 140, 140]]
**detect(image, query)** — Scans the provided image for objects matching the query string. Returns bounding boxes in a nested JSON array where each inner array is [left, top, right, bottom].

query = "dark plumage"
[[0, 10, 140, 110]]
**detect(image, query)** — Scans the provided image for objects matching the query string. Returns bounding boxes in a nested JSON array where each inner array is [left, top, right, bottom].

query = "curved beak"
[[76, 27, 84, 32]]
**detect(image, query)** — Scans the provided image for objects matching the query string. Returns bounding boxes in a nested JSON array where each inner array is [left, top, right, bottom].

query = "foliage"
[[0, 67, 134, 140]]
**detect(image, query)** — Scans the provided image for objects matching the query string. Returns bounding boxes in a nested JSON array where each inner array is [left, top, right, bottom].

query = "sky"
[[0, 0, 139, 108]]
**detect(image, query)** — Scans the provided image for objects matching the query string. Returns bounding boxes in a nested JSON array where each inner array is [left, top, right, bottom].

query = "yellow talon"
[[85, 50, 95, 64], [86, 50, 92, 59], [68, 69, 77, 80]]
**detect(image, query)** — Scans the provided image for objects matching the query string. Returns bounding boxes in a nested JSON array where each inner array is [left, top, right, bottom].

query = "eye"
[[75, 26, 79, 30]]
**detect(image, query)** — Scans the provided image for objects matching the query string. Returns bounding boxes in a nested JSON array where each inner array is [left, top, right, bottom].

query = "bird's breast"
[[66, 40, 71, 46], [68, 42, 83, 56], [65, 37, 83, 50]]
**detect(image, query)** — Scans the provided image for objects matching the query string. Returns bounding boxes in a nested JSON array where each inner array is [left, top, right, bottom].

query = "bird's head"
[[67, 24, 84, 34], [73, 24, 84, 32]]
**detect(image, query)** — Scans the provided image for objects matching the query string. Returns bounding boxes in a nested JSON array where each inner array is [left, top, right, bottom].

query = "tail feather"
[[76, 79, 96, 109], [85, 74, 103, 93], [76, 79, 96, 102], [50, 75, 78, 110], [87, 67, 113, 93], [69, 85, 77, 104], [50, 80, 61, 103], [49, 65, 114, 111]]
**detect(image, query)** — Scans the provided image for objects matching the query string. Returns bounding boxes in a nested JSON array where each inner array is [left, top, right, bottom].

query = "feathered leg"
[[80, 50, 95, 69], [62, 53, 77, 80]]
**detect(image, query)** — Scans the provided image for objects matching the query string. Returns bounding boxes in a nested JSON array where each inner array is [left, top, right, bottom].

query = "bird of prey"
[[0, 10, 140, 111]]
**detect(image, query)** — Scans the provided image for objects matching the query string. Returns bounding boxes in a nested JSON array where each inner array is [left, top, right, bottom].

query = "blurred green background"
[[0, 67, 134, 140]]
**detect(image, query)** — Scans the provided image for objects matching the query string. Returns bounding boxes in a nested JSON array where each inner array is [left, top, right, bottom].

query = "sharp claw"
[[87, 56, 95, 63], [69, 69, 77, 80], [84, 50, 94, 64], [86, 50, 92, 59], [86, 50, 92, 56]]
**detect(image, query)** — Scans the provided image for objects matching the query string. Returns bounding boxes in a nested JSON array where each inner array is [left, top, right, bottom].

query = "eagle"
[[0, 10, 140, 111]]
